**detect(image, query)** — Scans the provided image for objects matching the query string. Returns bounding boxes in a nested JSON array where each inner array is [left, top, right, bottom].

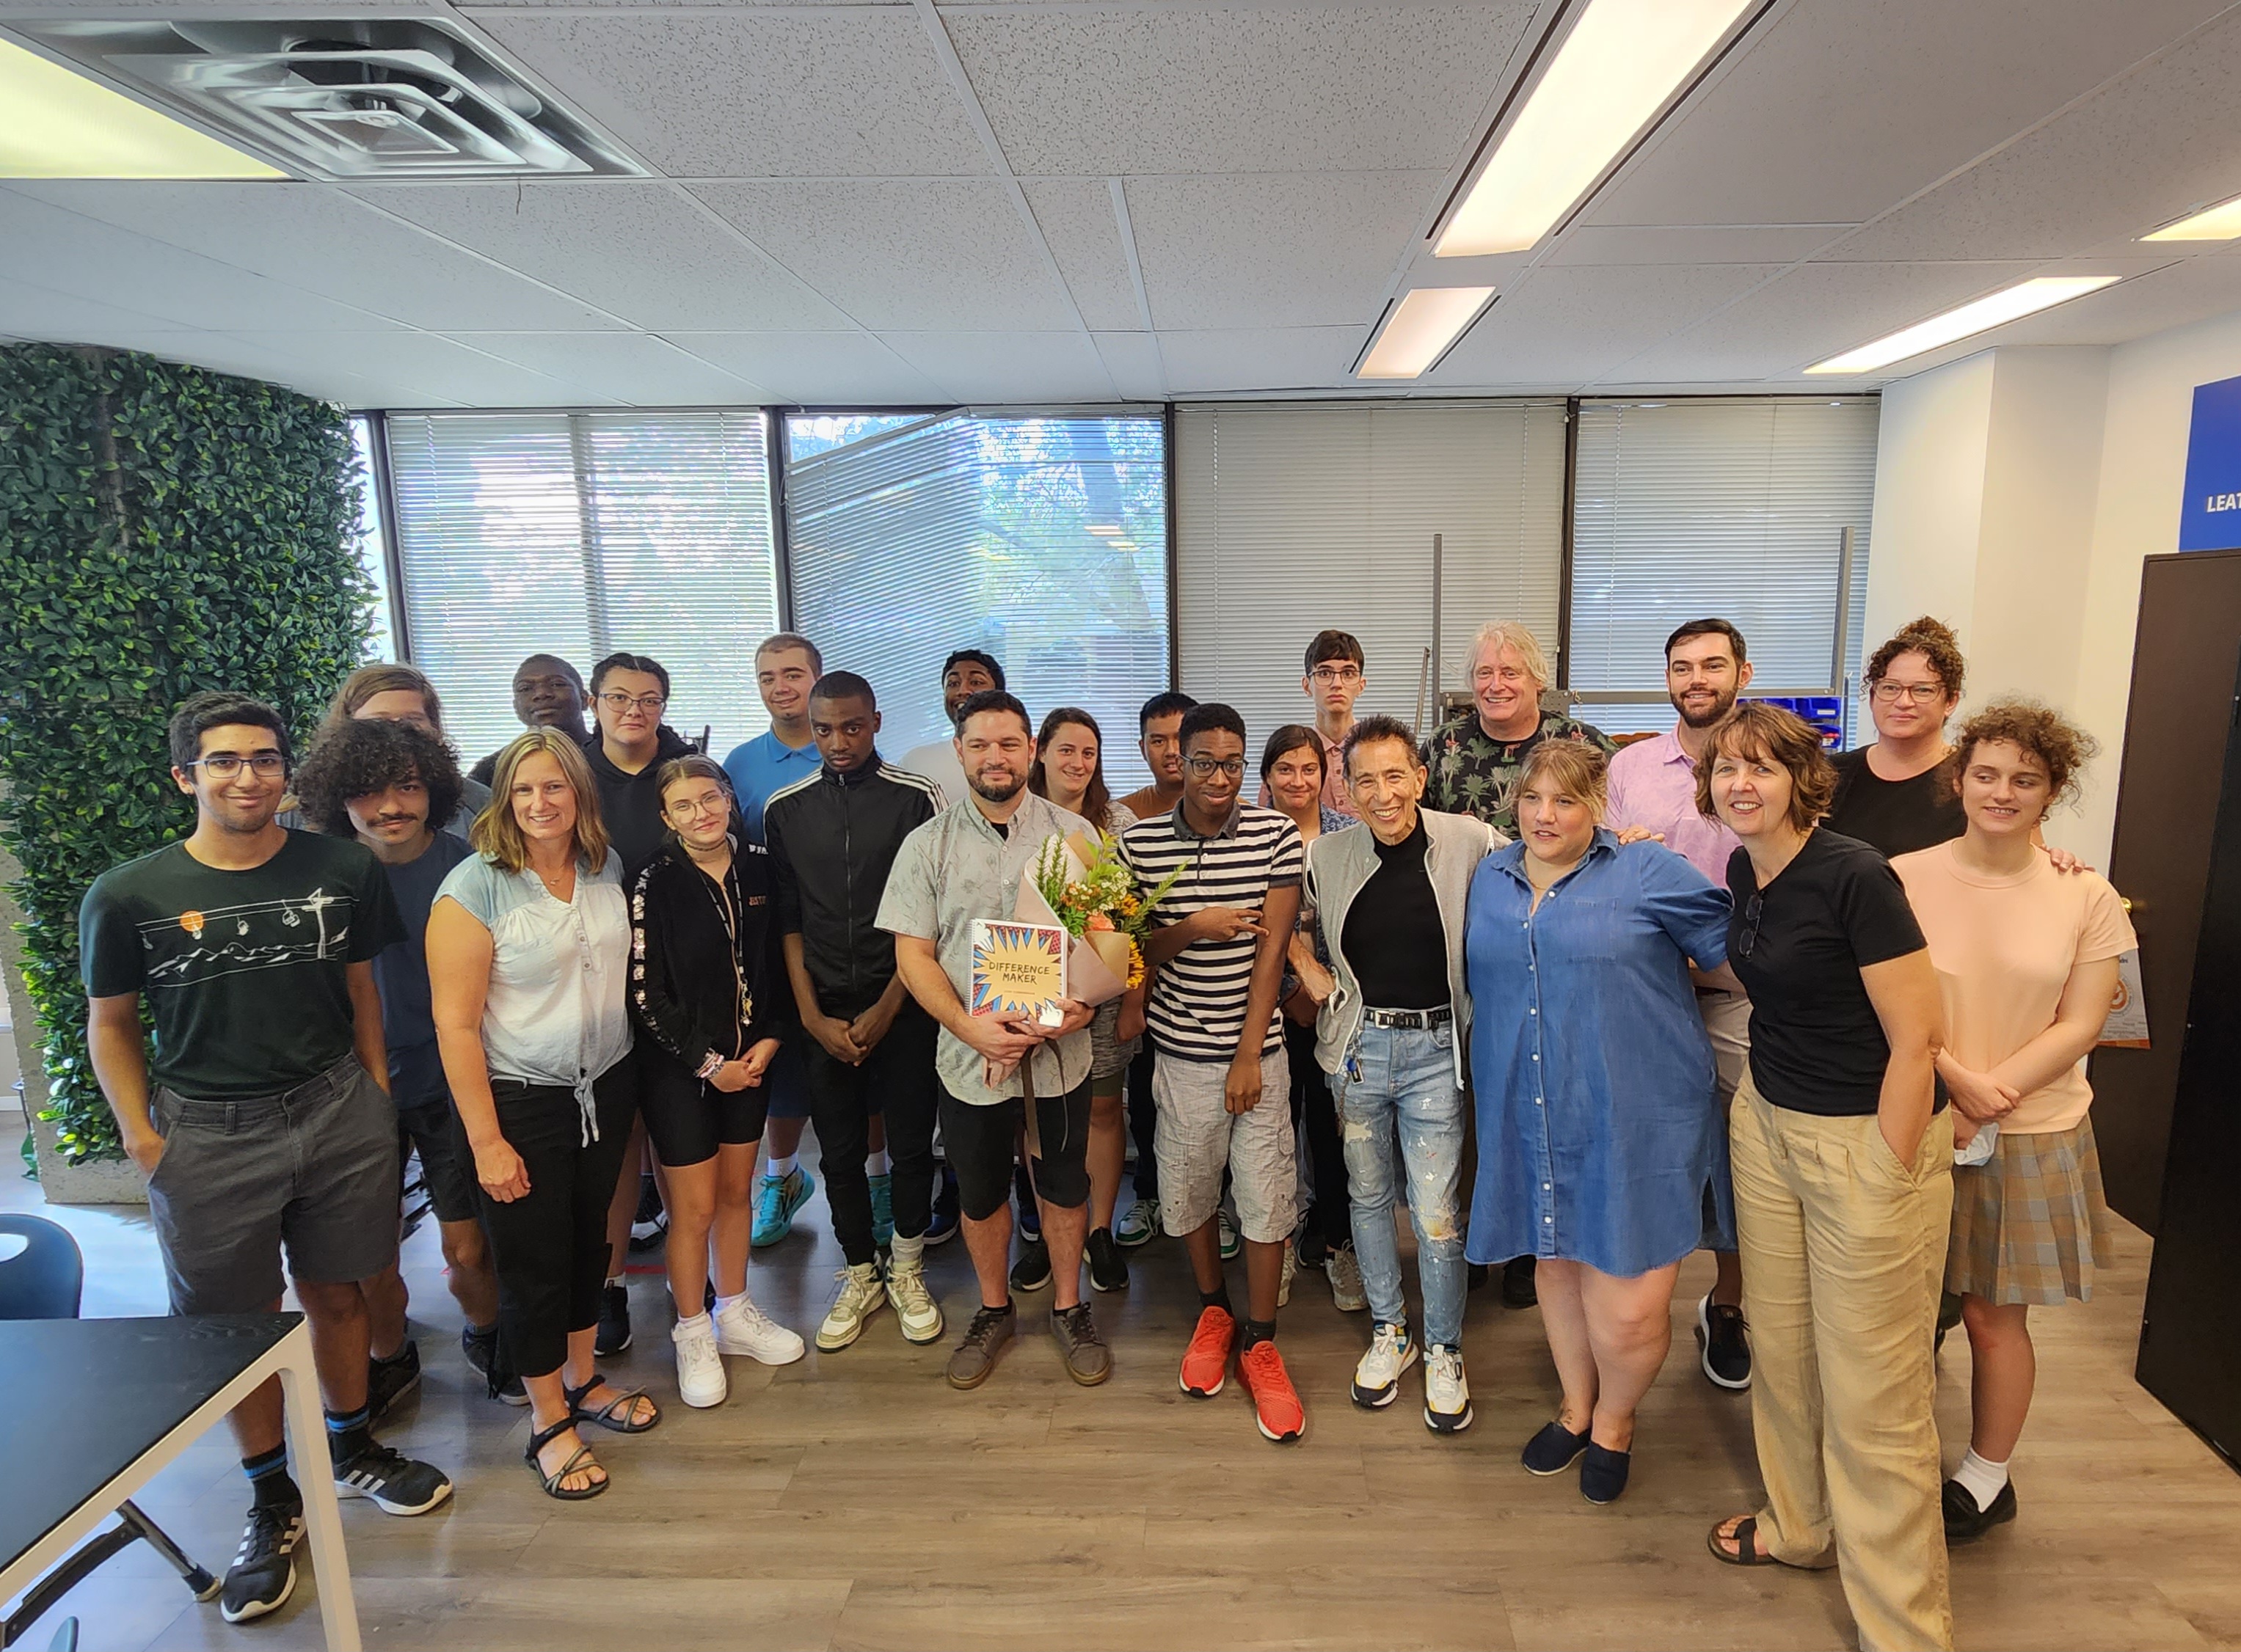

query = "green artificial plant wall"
[[0, 344, 371, 1166]]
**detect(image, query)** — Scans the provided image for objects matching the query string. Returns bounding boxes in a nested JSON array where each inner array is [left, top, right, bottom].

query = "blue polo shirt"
[[722, 728, 822, 844]]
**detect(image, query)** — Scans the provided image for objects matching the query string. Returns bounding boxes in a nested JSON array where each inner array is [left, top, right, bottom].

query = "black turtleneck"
[[1338, 816, 1449, 1009]]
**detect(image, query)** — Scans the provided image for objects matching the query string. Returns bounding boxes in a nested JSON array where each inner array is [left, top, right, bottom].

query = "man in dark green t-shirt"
[[79, 691, 451, 1625]]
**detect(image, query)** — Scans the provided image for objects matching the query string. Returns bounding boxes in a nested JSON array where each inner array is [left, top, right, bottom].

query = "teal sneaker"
[[751, 1166, 815, 1247], [868, 1173, 894, 1248]]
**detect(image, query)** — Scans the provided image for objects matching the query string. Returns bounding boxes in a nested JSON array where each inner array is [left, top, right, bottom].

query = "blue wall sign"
[[2178, 373, 2241, 551]]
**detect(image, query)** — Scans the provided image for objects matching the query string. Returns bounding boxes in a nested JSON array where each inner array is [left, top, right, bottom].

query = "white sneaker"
[[1327, 1246, 1369, 1312], [886, 1260, 947, 1345], [1278, 1239, 1297, 1309], [816, 1263, 886, 1352], [716, 1291, 806, 1365], [1116, 1198, 1161, 1247], [1424, 1344, 1473, 1434], [1350, 1320, 1416, 1408], [1217, 1207, 1240, 1260], [671, 1315, 727, 1408]]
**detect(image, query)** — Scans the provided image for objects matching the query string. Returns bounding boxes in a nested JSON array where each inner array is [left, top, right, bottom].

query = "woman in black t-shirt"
[[1697, 704, 1956, 1652], [1826, 617, 1966, 857]]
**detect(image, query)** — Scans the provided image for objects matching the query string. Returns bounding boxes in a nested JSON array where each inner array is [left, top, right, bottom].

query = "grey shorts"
[[396, 1094, 478, 1225], [148, 1056, 401, 1315], [1152, 1044, 1297, 1244]]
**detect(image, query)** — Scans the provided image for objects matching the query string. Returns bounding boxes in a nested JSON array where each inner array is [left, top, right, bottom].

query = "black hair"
[[1664, 617, 1749, 664], [1304, 629, 1365, 673], [809, 670, 877, 711], [1030, 706, 1112, 826], [516, 652, 585, 688], [169, 690, 291, 772], [293, 717, 464, 838], [1341, 714, 1421, 780], [1178, 702, 1247, 750], [1261, 723, 1323, 781], [1137, 690, 1198, 733], [955, 688, 1032, 739], [590, 652, 671, 698], [941, 649, 1005, 692]]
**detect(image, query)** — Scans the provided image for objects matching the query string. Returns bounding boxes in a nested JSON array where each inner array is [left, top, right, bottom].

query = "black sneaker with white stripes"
[[332, 1443, 454, 1516], [367, 1339, 423, 1422], [220, 1502, 304, 1623]]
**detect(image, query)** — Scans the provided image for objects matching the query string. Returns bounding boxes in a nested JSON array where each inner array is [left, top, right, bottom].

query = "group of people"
[[78, 608, 2132, 1651]]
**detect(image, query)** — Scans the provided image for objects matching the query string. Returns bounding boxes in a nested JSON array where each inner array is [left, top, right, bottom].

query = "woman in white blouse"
[[429, 728, 658, 1502]]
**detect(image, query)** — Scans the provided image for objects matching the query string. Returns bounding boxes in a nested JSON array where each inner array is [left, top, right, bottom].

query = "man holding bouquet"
[[879, 690, 1111, 1390]]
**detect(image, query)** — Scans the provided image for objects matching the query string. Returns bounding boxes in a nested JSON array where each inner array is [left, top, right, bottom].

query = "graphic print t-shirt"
[[81, 832, 402, 1100]]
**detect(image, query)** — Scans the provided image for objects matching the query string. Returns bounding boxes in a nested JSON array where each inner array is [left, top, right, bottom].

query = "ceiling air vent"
[[12, 17, 644, 180]]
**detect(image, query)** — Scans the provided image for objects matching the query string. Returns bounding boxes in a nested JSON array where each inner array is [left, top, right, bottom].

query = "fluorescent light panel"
[[1358, 287, 1495, 379], [2142, 194, 2241, 241], [1436, 0, 1754, 258], [0, 35, 282, 179], [1806, 277, 2120, 375]]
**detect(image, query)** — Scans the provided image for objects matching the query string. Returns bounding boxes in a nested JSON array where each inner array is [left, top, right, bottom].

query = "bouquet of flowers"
[[1032, 830, 1181, 992]]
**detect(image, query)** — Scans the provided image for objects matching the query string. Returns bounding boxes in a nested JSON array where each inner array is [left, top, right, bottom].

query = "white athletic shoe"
[[886, 1260, 947, 1344], [1423, 1344, 1473, 1434], [1326, 1246, 1369, 1312], [817, 1263, 886, 1352], [716, 1291, 806, 1365], [672, 1315, 728, 1408], [1350, 1320, 1417, 1408]]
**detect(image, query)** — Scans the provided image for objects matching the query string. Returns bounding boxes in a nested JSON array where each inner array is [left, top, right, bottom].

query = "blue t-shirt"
[[371, 831, 473, 1109], [721, 730, 822, 844]]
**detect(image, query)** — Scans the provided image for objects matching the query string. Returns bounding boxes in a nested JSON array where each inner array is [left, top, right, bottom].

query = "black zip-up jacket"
[[763, 753, 943, 1016], [628, 836, 789, 1077], [588, 725, 698, 880]]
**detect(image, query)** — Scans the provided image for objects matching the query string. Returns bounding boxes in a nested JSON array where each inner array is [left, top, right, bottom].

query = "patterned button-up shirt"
[[1420, 709, 1618, 837]]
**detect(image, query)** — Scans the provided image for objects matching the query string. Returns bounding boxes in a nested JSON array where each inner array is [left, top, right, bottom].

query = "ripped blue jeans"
[[1333, 1020, 1466, 1349]]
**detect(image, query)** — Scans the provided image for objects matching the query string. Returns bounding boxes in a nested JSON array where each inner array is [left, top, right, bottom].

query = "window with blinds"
[[384, 410, 780, 765], [1173, 401, 1567, 756], [781, 411, 1170, 790], [1567, 398, 1879, 739]]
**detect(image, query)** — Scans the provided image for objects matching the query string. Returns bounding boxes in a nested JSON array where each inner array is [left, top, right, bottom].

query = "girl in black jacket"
[[630, 754, 805, 1406]]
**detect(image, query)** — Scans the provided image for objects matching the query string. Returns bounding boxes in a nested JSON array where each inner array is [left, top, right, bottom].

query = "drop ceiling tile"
[[0, 274, 199, 346], [468, 8, 993, 178], [217, 331, 608, 408], [1156, 326, 1364, 395], [948, 4, 1536, 176], [1432, 263, 1782, 388], [1546, 225, 1850, 266], [450, 332, 773, 406], [1126, 172, 1441, 329], [1092, 332, 1167, 401], [877, 329, 1116, 402], [1021, 179, 1143, 332], [659, 332, 948, 406], [692, 180, 1075, 330], [348, 182, 850, 331], [1592, 0, 2237, 228]]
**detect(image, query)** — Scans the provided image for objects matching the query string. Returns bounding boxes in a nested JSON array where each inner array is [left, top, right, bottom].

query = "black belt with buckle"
[[1363, 1006, 1453, 1029]]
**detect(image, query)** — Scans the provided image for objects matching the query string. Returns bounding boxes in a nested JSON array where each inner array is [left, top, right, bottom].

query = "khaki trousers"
[[1730, 1074, 1956, 1652]]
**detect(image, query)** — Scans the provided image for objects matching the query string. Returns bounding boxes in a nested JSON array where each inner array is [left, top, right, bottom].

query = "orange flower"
[[1085, 910, 1115, 932]]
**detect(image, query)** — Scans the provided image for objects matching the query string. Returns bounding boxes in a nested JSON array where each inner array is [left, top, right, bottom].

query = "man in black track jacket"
[[764, 671, 947, 1351]]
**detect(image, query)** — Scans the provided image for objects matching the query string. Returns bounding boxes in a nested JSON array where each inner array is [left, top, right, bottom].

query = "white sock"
[[605, 1275, 624, 1290], [1953, 1448, 2009, 1512], [674, 1311, 710, 1334], [714, 1291, 748, 1319], [865, 1147, 892, 1175], [889, 1234, 925, 1271], [765, 1154, 797, 1180]]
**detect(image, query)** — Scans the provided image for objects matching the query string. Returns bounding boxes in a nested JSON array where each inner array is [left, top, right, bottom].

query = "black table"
[[0, 1314, 360, 1650]]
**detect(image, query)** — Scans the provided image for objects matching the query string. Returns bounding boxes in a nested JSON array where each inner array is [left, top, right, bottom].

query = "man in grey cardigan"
[[1303, 715, 1504, 1434]]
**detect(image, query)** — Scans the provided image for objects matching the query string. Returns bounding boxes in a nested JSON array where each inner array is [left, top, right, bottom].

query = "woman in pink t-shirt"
[[1892, 701, 2135, 1548]]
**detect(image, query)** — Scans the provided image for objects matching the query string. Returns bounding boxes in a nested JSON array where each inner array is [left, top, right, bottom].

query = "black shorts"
[[939, 1080, 1093, 1220], [640, 1050, 771, 1168], [396, 1095, 478, 1224]]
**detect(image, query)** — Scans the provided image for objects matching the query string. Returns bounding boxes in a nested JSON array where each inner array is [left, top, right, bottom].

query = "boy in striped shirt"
[[1118, 703, 1308, 1442]]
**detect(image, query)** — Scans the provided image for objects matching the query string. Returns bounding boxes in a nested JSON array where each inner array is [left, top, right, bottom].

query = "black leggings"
[[473, 1064, 635, 1381], [806, 1004, 939, 1267], [1285, 1017, 1351, 1249], [1126, 1044, 1159, 1202]]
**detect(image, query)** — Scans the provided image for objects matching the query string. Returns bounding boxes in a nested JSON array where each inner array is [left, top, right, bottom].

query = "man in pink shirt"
[[1605, 617, 1753, 1392]]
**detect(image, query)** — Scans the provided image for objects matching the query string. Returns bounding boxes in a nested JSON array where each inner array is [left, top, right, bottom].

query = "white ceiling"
[[7, 0, 2241, 407]]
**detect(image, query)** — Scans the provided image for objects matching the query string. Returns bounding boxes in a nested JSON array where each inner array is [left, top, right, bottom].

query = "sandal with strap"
[[564, 1374, 661, 1433], [1706, 1515, 1805, 1569], [525, 1418, 608, 1501]]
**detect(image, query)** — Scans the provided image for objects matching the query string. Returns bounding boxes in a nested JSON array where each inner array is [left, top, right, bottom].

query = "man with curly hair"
[[295, 718, 508, 1412]]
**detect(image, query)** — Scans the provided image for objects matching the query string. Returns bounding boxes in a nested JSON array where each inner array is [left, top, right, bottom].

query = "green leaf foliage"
[[0, 344, 371, 1166]]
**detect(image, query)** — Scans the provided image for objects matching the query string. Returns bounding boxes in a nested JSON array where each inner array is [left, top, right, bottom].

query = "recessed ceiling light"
[[1358, 287, 1497, 380], [0, 35, 282, 178], [1085, 525, 1122, 536], [1805, 277, 2121, 374], [1435, 0, 1754, 257], [2141, 194, 2241, 241], [1109, 540, 1138, 550]]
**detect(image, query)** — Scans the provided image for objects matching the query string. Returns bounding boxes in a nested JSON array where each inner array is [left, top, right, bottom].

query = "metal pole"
[[1832, 525, 1857, 692], [1430, 531, 1443, 712]]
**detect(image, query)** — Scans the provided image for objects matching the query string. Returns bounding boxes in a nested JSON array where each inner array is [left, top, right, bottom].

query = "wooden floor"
[[6, 1123, 2238, 1652]]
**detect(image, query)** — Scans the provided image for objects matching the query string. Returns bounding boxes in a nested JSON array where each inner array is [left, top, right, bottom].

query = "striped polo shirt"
[[1119, 803, 1304, 1063]]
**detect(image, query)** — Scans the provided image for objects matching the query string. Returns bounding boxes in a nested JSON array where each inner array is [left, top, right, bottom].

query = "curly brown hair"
[[1694, 703, 1834, 833], [294, 717, 463, 838], [1945, 698, 2097, 811], [1866, 615, 1966, 703]]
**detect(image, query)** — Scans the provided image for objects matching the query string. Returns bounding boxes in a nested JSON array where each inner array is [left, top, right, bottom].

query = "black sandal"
[[525, 1418, 608, 1501], [565, 1374, 660, 1433], [1706, 1515, 1805, 1568]]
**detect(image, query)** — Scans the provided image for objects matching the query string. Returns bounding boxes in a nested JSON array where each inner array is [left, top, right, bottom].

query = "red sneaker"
[[1239, 1339, 1305, 1442], [1179, 1306, 1235, 1397]]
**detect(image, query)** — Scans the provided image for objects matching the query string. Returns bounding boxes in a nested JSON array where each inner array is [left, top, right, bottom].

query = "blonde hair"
[[1517, 738, 1608, 819], [1466, 621, 1551, 692], [473, 728, 611, 874]]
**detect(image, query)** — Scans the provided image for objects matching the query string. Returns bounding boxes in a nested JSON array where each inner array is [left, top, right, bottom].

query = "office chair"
[[0, 1215, 220, 1651]]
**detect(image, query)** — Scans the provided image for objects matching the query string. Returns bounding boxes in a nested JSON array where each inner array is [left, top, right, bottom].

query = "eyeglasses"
[[666, 794, 731, 819], [1185, 756, 1247, 780], [188, 753, 285, 779], [1870, 680, 1945, 705], [1309, 665, 1362, 685], [1737, 893, 1765, 960], [599, 691, 668, 714]]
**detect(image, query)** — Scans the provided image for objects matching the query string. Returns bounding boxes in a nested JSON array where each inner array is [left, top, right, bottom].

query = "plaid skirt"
[[1945, 1114, 2110, 1305]]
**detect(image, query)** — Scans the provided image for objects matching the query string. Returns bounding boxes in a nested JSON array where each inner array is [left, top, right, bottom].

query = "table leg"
[[276, 1325, 362, 1652]]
